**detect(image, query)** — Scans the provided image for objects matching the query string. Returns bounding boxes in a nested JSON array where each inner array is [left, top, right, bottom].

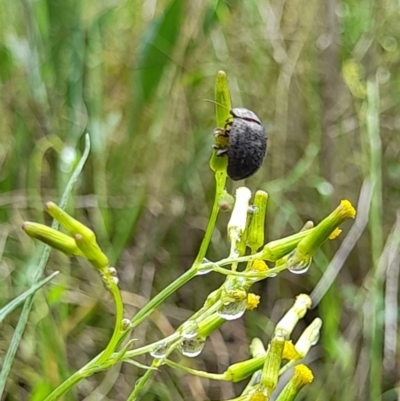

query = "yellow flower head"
[[329, 227, 342, 240], [294, 364, 314, 386], [247, 293, 261, 310], [248, 390, 268, 401], [251, 260, 269, 272], [282, 341, 300, 361], [340, 199, 356, 219]]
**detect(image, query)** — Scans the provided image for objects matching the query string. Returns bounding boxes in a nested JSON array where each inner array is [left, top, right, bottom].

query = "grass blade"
[[0, 271, 59, 324], [0, 134, 91, 397]]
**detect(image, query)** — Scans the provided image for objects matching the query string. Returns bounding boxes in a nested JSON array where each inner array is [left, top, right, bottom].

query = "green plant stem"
[[126, 339, 180, 401], [98, 276, 124, 364], [123, 301, 222, 360], [112, 265, 200, 357], [130, 265, 198, 328], [195, 170, 227, 264], [165, 359, 225, 381], [126, 363, 158, 401], [43, 361, 100, 401], [366, 78, 383, 401], [43, 265, 199, 400]]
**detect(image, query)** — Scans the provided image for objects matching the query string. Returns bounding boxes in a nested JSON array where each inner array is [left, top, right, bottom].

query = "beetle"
[[214, 108, 267, 180]]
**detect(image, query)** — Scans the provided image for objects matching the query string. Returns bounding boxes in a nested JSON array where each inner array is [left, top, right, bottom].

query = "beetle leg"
[[224, 120, 233, 131], [213, 146, 228, 156], [213, 127, 229, 138]]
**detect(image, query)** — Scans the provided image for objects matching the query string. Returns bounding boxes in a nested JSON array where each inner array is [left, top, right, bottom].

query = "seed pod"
[[216, 108, 267, 181]]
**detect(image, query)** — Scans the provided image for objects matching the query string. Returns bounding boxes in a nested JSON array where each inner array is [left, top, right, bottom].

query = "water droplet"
[[248, 205, 259, 214], [181, 320, 199, 339], [60, 146, 76, 173], [108, 267, 117, 276], [150, 342, 168, 359], [232, 248, 240, 258], [121, 318, 131, 330], [179, 336, 206, 357], [197, 259, 212, 275], [287, 251, 312, 275], [218, 288, 248, 320]]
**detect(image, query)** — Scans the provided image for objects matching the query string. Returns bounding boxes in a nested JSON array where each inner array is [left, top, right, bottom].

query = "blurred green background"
[[1, 0, 400, 400]]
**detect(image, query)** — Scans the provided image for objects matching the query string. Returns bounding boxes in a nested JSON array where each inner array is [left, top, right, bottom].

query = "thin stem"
[[165, 359, 226, 381], [124, 332, 181, 359], [126, 340, 180, 401], [43, 361, 99, 401], [211, 265, 265, 278], [195, 171, 227, 264], [130, 266, 198, 329], [126, 364, 157, 401], [98, 276, 124, 364]]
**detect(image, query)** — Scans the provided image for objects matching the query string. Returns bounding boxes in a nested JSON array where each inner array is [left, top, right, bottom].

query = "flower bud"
[[275, 364, 314, 401], [225, 354, 267, 382], [74, 234, 109, 269], [261, 228, 315, 261], [210, 71, 231, 174], [228, 187, 252, 244], [295, 318, 322, 358], [46, 202, 109, 269], [46, 202, 96, 241], [275, 294, 312, 339], [250, 338, 266, 357], [247, 191, 268, 252], [293, 200, 356, 260], [22, 222, 84, 257], [260, 332, 285, 393]]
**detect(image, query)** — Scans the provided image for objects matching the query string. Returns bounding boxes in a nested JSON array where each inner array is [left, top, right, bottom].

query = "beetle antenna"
[[203, 99, 230, 111]]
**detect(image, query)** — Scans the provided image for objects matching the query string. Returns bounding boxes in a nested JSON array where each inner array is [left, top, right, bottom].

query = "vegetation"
[[1, 0, 399, 400]]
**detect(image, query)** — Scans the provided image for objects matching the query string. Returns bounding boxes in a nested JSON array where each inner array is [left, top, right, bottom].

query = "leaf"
[[0, 271, 59, 324]]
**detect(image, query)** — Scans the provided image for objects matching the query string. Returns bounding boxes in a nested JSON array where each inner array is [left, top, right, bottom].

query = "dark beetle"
[[214, 108, 267, 181]]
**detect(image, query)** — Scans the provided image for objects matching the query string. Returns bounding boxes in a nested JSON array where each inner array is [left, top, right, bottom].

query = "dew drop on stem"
[[150, 342, 168, 359], [178, 336, 206, 358], [181, 320, 199, 339]]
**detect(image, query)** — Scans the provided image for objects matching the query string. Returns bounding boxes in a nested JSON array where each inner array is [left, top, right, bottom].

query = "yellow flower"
[[286, 199, 356, 271], [282, 341, 300, 361], [274, 364, 314, 401], [247, 294, 260, 310], [329, 227, 342, 240], [251, 260, 269, 272], [248, 390, 268, 401], [294, 364, 314, 385], [339, 199, 356, 219]]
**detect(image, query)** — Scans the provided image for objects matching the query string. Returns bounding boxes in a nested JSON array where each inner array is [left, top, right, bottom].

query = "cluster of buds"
[[224, 187, 356, 278], [166, 294, 320, 401], [177, 188, 355, 400], [245, 295, 320, 400], [22, 202, 112, 276]]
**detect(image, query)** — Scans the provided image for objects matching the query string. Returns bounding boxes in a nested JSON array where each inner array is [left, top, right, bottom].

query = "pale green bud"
[[247, 191, 268, 252], [22, 222, 84, 257], [228, 187, 252, 243], [261, 333, 285, 393], [275, 294, 312, 338]]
